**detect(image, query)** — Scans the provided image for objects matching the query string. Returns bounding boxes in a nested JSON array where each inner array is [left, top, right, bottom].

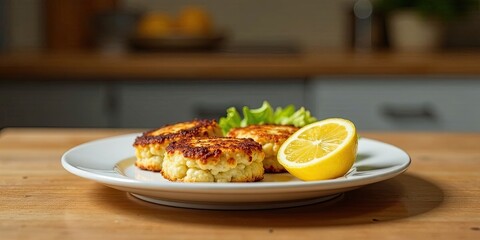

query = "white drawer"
[[307, 78, 480, 131]]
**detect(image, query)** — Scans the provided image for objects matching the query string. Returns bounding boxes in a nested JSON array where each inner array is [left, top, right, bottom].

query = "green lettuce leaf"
[[219, 101, 317, 135], [219, 107, 242, 134]]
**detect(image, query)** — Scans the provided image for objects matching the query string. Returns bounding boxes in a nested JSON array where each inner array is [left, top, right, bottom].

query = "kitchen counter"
[[1, 51, 480, 79], [1, 128, 479, 239]]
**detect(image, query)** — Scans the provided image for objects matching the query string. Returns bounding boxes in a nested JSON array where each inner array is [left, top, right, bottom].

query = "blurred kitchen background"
[[0, 0, 479, 131]]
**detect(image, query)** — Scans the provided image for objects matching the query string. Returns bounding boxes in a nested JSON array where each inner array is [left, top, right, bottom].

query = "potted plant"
[[374, 0, 478, 51]]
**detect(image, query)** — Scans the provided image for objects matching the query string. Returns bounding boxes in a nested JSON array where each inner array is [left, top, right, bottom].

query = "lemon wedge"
[[277, 118, 358, 181]]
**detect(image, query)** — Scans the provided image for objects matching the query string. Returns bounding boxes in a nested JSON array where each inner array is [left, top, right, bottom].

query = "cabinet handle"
[[381, 104, 437, 120]]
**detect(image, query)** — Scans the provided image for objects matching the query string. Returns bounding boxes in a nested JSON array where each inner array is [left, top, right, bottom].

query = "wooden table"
[[1, 128, 479, 239]]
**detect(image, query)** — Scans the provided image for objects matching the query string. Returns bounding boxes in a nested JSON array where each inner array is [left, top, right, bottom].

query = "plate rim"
[[61, 133, 411, 193]]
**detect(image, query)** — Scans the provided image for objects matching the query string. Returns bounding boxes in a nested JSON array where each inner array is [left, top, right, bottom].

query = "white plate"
[[61, 134, 410, 210]]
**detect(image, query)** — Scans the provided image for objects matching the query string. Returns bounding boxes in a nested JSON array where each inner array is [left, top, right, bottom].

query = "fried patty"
[[133, 119, 222, 171], [161, 137, 265, 182], [227, 124, 299, 173]]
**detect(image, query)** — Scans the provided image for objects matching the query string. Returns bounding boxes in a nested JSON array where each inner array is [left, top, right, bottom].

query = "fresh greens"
[[219, 101, 317, 135]]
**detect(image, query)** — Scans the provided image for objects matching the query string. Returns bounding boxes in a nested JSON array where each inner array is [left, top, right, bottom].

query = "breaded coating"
[[133, 119, 223, 171], [161, 137, 265, 182], [227, 124, 299, 173]]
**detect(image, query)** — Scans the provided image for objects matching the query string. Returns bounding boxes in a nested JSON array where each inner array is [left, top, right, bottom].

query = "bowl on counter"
[[128, 32, 226, 52]]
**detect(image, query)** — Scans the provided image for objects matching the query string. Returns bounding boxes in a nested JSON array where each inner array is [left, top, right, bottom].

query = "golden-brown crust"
[[227, 124, 299, 145], [133, 119, 221, 146], [133, 119, 222, 172], [162, 137, 265, 182], [166, 137, 262, 164], [227, 124, 299, 173]]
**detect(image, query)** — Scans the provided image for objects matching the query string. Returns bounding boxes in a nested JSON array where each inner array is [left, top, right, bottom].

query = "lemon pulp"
[[278, 118, 357, 181]]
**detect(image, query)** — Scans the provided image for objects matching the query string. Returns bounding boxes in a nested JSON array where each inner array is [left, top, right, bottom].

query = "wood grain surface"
[[0, 128, 479, 239], [1, 52, 480, 79]]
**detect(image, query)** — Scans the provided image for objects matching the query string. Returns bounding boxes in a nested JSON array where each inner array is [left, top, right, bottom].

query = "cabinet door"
[[0, 82, 110, 128], [116, 80, 306, 128], [308, 78, 480, 131]]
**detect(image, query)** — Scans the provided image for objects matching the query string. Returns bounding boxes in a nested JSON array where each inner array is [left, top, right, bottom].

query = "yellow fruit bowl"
[[129, 32, 226, 52], [130, 7, 226, 51]]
